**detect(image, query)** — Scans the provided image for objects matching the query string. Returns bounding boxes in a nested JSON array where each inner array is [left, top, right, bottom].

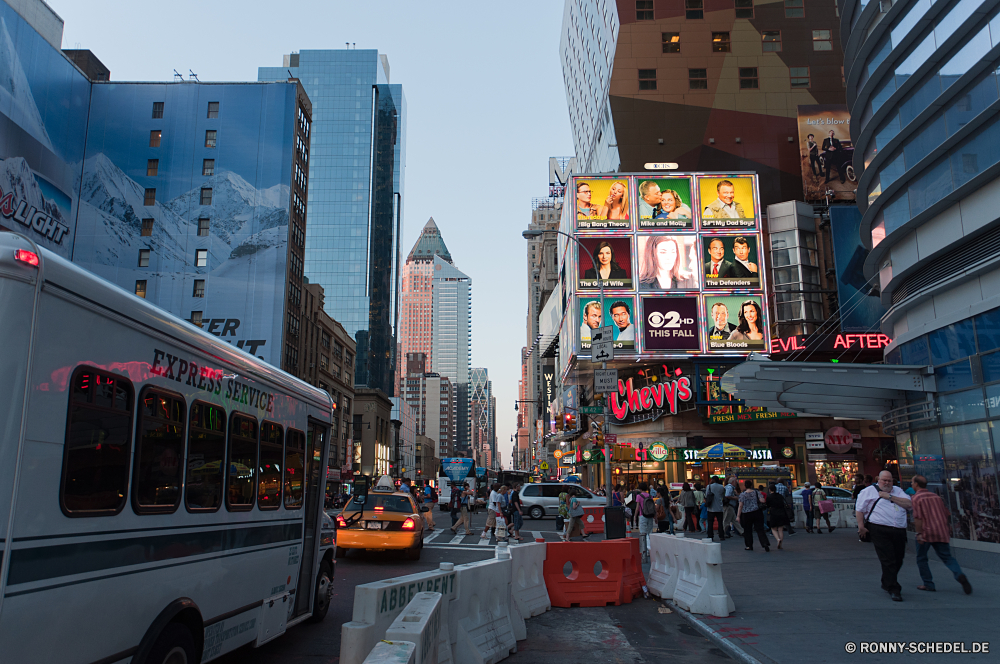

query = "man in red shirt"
[[911, 475, 972, 594]]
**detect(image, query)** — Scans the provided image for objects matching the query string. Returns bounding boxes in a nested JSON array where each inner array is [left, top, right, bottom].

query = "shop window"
[[133, 389, 185, 513], [662, 32, 681, 53], [929, 318, 975, 364], [186, 402, 225, 511], [912, 428, 945, 493], [941, 422, 995, 540]]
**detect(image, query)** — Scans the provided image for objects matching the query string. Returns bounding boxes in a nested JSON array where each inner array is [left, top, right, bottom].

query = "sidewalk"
[[681, 529, 1000, 663]]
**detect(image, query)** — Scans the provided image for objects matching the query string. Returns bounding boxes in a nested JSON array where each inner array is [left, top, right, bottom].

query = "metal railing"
[[882, 401, 937, 434]]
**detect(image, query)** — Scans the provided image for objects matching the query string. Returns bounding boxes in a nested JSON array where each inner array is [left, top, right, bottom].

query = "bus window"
[[61, 368, 134, 515], [186, 401, 225, 511], [258, 421, 283, 510], [227, 414, 258, 511], [133, 389, 185, 512], [284, 429, 305, 509]]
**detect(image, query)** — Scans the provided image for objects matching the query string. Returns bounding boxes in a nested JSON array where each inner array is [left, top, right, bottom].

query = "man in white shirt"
[[481, 483, 501, 540], [856, 471, 913, 601]]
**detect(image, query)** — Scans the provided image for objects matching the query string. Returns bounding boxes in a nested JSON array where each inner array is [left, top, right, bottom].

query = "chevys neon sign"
[[608, 376, 693, 421], [770, 333, 892, 354]]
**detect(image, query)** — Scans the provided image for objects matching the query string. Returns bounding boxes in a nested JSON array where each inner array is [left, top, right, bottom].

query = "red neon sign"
[[769, 333, 892, 354]]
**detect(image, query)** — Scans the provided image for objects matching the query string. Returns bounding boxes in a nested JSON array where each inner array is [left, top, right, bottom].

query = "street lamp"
[[522, 228, 612, 507]]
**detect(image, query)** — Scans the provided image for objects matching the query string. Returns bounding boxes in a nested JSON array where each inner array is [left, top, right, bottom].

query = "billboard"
[[829, 205, 886, 332], [797, 105, 856, 203], [573, 176, 632, 230], [570, 172, 767, 358]]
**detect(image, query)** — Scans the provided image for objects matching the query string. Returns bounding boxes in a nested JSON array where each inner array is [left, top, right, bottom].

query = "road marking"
[[474, 538, 493, 547], [532, 531, 544, 540], [425, 545, 498, 552], [449, 533, 466, 544]]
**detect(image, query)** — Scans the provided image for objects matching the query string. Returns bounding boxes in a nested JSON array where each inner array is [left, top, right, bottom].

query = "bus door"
[[294, 420, 328, 617]]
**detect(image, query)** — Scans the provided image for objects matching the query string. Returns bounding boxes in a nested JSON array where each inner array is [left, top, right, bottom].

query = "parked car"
[[519, 482, 604, 519], [792, 486, 854, 507]]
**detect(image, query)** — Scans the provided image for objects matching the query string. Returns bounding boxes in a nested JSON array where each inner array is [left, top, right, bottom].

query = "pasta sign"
[[608, 376, 692, 421]]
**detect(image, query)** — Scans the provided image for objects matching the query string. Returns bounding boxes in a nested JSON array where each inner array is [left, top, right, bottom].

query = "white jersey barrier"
[[647, 533, 682, 600], [449, 557, 519, 664], [672, 536, 734, 617], [503, 541, 551, 620], [341, 562, 459, 664], [383, 592, 442, 664], [363, 640, 416, 664]]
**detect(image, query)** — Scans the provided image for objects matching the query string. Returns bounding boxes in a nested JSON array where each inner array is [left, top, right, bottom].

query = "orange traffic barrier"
[[621, 536, 646, 601], [543, 540, 634, 608], [582, 506, 605, 535]]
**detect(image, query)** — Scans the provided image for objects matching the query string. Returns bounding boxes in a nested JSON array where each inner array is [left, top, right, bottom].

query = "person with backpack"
[[654, 483, 674, 534], [567, 491, 587, 540], [637, 481, 657, 562], [509, 484, 524, 541], [705, 476, 727, 541]]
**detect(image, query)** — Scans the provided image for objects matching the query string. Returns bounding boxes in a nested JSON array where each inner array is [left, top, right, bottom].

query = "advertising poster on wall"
[[578, 295, 636, 351], [704, 294, 767, 352], [636, 177, 694, 229], [697, 176, 757, 229], [640, 296, 701, 351], [573, 176, 632, 231], [577, 236, 633, 290], [636, 235, 699, 291], [797, 105, 856, 202], [702, 234, 761, 288], [829, 205, 886, 331]]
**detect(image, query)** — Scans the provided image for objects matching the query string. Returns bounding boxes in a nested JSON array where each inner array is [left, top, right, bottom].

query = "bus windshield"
[[351, 494, 414, 512]]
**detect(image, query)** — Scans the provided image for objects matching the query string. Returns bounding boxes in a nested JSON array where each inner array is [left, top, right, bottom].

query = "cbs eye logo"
[[648, 311, 694, 329]]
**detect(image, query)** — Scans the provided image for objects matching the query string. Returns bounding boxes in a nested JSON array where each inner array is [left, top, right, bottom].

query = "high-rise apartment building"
[[396, 218, 453, 390], [432, 255, 472, 455], [402, 352, 455, 460], [259, 50, 406, 395], [560, 0, 847, 206], [470, 368, 497, 469]]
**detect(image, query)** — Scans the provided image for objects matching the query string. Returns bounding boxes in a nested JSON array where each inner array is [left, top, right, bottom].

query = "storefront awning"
[[720, 359, 936, 420]]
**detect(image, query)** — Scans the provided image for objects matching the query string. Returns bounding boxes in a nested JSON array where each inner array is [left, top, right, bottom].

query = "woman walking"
[[812, 484, 835, 533], [558, 490, 570, 540], [694, 482, 708, 531], [765, 483, 789, 549], [736, 480, 770, 552], [654, 484, 674, 534], [509, 484, 524, 541], [680, 483, 698, 532]]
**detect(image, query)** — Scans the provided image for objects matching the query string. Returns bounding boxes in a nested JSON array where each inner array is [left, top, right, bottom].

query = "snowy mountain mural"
[[0, 156, 62, 221], [0, 16, 54, 151]]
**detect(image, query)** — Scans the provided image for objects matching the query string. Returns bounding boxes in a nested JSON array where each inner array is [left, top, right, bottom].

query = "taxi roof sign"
[[373, 474, 396, 492]]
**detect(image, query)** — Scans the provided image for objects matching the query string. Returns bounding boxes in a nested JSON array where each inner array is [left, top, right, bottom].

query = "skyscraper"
[[432, 255, 472, 455], [470, 368, 496, 469], [259, 50, 406, 395]]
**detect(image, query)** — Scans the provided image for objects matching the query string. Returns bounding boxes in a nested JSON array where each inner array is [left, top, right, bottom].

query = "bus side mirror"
[[353, 477, 369, 500]]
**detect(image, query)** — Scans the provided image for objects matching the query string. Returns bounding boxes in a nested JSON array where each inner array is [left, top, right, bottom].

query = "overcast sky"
[[51, 0, 573, 467]]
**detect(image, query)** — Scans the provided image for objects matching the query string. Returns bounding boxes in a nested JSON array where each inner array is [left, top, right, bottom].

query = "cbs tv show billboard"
[[570, 173, 768, 358]]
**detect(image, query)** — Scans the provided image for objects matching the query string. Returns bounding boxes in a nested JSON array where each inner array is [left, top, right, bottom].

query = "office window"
[[689, 68, 708, 89], [662, 32, 681, 53], [152, 102, 164, 119], [135, 280, 147, 298], [205, 130, 217, 148], [639, 69, 657, 90], [141, 218, 154, 236], [200, 188, 213, 205], [636, 0, 653, 20], [739, 67, 759, 89], [790, 66, 811, 88], [207, 101, 219, 119], [149, 130, 161, 147], [147, 159, 159, 176], [785, 0, 804, 17], [138, 249, 150, 267], [735, 0, 754, 18], [198, 217, 210, 236], [195, 249, 208, 267], [812, 29, 832, 50], [762, 30, 782, 52], [712, 32, 731, 52], [202, 159, 215, 176], [193, 279, 205, 298], [686, 0, 704, 19], [191, 311, 204, 328]]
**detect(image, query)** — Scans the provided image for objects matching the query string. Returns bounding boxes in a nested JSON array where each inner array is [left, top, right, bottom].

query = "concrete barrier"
[[384, 592, 442, 664], [449, 558, 518, 664], [341, 562, 459, 664], [505, 541, 550, 620], [672, 537, 735, 618], [647, 533, 681, 600], [362, 640, 416, 664]]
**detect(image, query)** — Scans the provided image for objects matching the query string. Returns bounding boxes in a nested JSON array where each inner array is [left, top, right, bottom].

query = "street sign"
[[540, 461, 549, 470], [591, 326, 614, 363], [580, 406, 603, 414], [594, 369, 618, 393], [605, 434, 617, 446]]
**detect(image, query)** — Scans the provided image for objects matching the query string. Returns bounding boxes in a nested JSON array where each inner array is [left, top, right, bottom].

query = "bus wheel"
[[308, 561, 333, 623], [145, 623, 197, 664]]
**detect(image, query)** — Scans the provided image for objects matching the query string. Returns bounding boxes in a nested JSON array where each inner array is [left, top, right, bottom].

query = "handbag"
[[819, 499, 835, 514], [859, 496, 882, 543]]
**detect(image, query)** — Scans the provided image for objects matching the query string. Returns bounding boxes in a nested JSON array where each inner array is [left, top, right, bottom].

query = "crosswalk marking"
[[449, 533, 466, 544], [423, 530, 445, 543], [532, 531, 544, 540], [474, 537, 493, 547]]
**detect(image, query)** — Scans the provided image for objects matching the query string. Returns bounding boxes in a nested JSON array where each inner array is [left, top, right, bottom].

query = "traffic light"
[[565, 413, 576, 430], [556, 415, 564, 431], [593, 431, 604, 447]]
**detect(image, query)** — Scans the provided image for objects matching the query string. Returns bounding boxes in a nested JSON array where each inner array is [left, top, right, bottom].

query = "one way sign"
[[591, 326, 614, 363]]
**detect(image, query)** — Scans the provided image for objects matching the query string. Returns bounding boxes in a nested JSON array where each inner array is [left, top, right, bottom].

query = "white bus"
[[0, 231, 336, 664]]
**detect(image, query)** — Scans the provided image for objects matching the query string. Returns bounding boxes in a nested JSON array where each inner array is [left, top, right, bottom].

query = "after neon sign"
[[770, 333, 892, 354], [608, 375, 693, 421]]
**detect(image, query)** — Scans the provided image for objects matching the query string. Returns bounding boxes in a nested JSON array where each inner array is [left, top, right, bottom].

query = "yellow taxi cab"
[[335, 475, 426, 560]]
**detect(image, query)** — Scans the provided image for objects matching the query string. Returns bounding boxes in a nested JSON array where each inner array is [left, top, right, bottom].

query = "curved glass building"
[[844, 0, 1000, 548]]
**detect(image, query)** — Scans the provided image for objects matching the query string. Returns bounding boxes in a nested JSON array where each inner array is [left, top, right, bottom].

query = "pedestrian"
[[654, 484, 674, 534], [776, 480, 796, 534], [423, 486, 436, 531], [612, 484, 623, 507], [851, 474, 866, 499], [495, 485, 510, 542], [765, 483, 789, 549], [400, 477, 413, 496], [736, 479, 770, 552], [801, 482, 814, 533], [451, 482, 473, 535], [911, 475, 972, 595], [705, 476, 726, 541], [856, 470, 912, 601], [509, 483, 525, 542], [567, 491, 586, 540], [680, 482, 698, 532], [480, 482, 501, 541], [558, 490, 570, 540], [812, 484, 834, 533], [636, 482, 656, 562], [448, 483, 461, 528], [693, 482, 707, 531], [724, 477, 744, 537]]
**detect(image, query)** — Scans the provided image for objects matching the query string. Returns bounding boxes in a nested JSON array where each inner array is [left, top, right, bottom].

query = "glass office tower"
[[259, 50, 406, 395], [432, 255, 472, 455]]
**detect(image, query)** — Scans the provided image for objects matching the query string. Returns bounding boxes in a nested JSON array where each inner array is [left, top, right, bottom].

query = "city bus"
[[0, 232, 336, 663]]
